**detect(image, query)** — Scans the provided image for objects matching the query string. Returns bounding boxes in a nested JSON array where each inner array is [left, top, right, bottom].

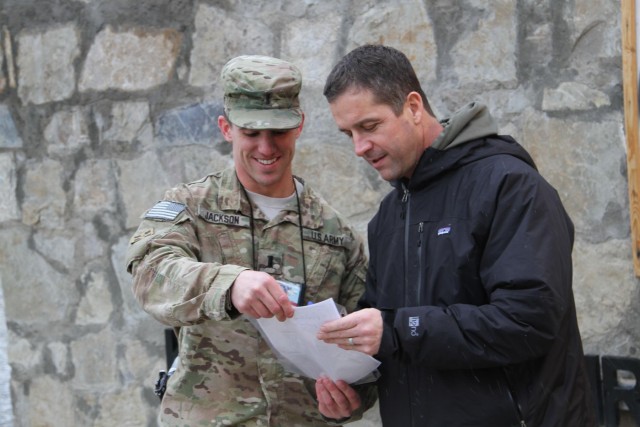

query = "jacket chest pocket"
[[419, 218, 485, 305], [200, 227, 252, 267], [300, 242, 346, 304]]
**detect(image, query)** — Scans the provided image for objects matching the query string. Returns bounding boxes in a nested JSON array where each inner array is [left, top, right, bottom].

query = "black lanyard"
[[238, 176, 307, 285]]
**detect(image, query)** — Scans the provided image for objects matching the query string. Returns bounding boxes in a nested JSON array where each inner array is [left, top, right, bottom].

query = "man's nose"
[[353, 133, 371, 157], [256, 132, 277, 150]]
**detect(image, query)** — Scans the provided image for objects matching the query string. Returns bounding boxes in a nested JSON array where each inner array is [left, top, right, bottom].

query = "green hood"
[[430, 102, 498, 150]]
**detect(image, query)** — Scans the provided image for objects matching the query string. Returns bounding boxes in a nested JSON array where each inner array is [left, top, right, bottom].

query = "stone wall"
[[0, 0, 632, 426]]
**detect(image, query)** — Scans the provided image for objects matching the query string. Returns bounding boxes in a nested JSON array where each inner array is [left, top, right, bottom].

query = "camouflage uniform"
[[125, 167, 372, 426]]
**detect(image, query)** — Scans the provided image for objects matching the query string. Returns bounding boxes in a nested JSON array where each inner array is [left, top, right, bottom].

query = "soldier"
[[125, 55, 375, 426]]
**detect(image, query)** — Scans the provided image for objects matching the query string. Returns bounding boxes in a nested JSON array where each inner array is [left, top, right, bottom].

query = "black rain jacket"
[[360, 103, 597, 427]]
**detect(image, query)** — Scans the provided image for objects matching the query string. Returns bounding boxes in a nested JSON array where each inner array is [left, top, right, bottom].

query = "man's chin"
[[375, 167, 397, 182]]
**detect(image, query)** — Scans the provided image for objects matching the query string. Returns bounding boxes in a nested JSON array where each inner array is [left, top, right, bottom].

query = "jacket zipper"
[[401, 184, 410, 307], [503, 368, 527, 427], [514, 398, 527, 427], [416, 222, 424, 303], [401, 186, 409, 219], [400, 184, 415, 424]]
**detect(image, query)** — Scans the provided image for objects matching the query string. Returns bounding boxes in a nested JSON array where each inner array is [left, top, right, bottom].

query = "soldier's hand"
[[230, 271, 294, 321], [316, 376, 361, 420]]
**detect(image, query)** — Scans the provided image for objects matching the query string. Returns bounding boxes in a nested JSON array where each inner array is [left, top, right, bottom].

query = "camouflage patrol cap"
[[221, 55, 303, 130]]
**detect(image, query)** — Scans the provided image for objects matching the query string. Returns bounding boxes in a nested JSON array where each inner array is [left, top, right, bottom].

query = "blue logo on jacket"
[[437, 226, 451, 236], [409, 316, 420, 336]]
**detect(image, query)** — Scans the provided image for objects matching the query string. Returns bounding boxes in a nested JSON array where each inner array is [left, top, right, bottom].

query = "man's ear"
[[218, 115, 233, 142], [294, 112, 305, 138], [406, 92, 423, 124]]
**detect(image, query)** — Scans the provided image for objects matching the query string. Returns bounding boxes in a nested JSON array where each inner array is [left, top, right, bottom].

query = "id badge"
[[277, 280, 305, 306]]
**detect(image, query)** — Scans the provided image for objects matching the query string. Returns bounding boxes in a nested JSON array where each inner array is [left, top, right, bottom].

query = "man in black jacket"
[[315, 44, 597, 426]]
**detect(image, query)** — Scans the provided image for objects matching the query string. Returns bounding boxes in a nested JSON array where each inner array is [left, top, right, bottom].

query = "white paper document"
[[253, 298, 381, 384]]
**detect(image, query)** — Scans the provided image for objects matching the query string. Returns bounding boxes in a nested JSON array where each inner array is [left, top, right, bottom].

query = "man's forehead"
[[331, 90, 393, 124], [340, 85, 376, 100], [332, 86, 392, 110]]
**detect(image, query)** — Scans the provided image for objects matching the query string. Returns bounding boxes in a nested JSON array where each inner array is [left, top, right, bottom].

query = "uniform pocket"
[[300, 243, 345, 304]]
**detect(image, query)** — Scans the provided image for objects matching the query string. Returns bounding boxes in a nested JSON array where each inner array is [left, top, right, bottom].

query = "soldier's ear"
[[218, 116, 233, 142], [294, 113, 305, 138]]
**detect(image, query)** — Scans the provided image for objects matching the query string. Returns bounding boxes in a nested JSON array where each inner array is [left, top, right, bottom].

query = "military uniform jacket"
[[126, 167, 370, 426]]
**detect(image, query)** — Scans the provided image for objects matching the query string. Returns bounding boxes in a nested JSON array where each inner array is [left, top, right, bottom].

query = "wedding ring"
[[348, 337, 355, 346]]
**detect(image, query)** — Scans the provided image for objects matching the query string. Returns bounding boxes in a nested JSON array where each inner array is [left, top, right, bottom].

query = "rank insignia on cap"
[[145, 201, 186, 221]]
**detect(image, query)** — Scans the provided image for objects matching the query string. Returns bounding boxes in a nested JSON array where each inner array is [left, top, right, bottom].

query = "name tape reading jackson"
[[199, 208, 252, 227]]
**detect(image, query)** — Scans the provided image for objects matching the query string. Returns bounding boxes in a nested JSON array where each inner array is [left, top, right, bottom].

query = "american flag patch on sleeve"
[[144, 201, 186, 221]]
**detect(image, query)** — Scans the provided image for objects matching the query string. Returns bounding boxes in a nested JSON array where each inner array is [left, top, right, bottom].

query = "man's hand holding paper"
[[253, 298, 380, 384], [316, 308, 383, 356]]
